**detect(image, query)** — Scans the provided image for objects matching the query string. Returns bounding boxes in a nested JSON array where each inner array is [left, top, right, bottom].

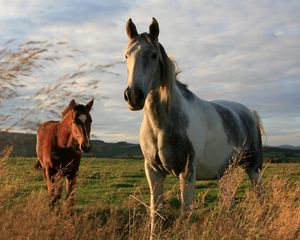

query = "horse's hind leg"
[[246, 167, 264, 203], [246, 168, 262, 187], [44, 168, 54, 209], [44, 168, 52, 195], [34, 160, 42, 170], [245, 132, 264, 201]]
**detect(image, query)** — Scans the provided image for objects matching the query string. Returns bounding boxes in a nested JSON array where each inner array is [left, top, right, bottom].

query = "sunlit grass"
[[1, 155, 300, 239]]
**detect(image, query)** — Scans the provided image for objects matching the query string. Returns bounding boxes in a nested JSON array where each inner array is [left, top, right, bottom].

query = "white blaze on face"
[[126, 46, 139, 87], [76, 113, 90, 152], [78, 114, 87, 123]]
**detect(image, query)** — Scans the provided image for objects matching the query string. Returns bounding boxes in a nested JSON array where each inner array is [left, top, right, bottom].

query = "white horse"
[[124, 18, 264, 238]]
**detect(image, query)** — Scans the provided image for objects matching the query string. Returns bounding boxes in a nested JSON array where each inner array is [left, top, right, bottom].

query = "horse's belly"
[[195, 161, 227, 180], [185, 103, 233, 180], [195, 145, 232, 180]]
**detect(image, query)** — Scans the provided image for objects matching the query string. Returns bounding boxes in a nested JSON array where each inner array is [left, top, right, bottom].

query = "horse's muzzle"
[[80, 142, 92, 153], [124, 86, 144, 111]]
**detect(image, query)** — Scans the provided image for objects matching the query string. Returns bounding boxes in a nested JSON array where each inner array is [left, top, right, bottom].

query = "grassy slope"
[[2, 157, 300, 209], [1, 157, 300, 239]]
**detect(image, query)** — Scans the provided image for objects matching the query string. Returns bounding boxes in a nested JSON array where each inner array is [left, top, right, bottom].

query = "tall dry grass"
[[0, 39, 123, 133], [1, 154, 299, 240]]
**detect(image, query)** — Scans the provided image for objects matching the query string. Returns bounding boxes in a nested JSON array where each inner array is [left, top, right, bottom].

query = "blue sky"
[[0, 0, 299, 146]]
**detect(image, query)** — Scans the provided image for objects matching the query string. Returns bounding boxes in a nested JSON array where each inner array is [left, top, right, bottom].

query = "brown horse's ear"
[[69, 99, 77, 108], [85, 98, 94, 112], [126, 18, 138, 39], [149, 17, 159, 40]]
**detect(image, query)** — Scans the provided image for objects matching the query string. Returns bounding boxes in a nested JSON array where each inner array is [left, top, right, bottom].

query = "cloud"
[[1, 0, 299, 145]]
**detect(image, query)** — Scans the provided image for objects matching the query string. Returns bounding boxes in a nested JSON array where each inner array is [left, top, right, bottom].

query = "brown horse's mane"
[[61, 104, 75, 119], [61, 103, 87, 119]]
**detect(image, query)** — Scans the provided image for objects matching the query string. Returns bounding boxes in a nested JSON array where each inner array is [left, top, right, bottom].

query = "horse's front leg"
[[145, 162, 166, 240], [45, 168, 62, 209], [179, 162, 196, 218], [65, 176, 76, 207], [53, 175, 63, 204]]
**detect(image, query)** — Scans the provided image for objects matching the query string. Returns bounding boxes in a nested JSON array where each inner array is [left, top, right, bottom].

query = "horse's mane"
[[176, 80, 194, 100], [61, 104, 75, 118], [61, 103, 88, 119], [158, 44, 195, 103], [158, 43, 176, 103]]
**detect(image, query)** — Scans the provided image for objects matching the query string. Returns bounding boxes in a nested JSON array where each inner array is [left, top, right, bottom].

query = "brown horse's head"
[[65, 99, 94, 153]]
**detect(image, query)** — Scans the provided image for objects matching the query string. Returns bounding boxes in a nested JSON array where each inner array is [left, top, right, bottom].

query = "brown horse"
[[36, 99, 93, 208]]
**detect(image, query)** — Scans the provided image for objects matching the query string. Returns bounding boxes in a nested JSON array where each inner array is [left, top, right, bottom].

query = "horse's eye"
[[125, 54, 128, 59], [151, 52, 157, 59]]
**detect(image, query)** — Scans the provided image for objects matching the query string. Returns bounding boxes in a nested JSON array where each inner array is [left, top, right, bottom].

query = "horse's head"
[[68, 99, 93, 153], [124, 18, 168, 111]]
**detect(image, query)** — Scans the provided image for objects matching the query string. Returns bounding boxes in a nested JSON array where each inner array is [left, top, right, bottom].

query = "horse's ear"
[[69, 99, 76, 108], [126, 18, 138, 39], [149, 17, 159, 40], [85, 98, 94, 112]]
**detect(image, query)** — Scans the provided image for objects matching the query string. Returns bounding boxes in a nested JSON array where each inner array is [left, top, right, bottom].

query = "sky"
[[0, 0, 299, 146]]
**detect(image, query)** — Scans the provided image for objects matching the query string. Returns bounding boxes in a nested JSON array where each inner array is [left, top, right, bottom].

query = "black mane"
[[61, 104, 86, 118], [176, 80, 194, 101]]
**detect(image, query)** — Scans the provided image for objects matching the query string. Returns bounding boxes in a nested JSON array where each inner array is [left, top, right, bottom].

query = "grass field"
[[1, 155, 300, 239]]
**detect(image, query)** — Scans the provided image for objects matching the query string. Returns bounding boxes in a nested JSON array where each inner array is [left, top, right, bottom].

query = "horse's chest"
[[143, 128, 194, 176], [51, 147, 81, 177]]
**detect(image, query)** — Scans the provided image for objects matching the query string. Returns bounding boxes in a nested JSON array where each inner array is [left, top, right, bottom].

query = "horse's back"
[[37, 121, 59, 143], [36, 121, 59, 167]]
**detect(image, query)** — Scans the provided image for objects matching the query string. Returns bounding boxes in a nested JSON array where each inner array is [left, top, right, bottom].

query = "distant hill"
[[263, 146, 300, 163], [1, 132, 299, 163], [0, 132, 142, 159], [276, 145, 300, 150]]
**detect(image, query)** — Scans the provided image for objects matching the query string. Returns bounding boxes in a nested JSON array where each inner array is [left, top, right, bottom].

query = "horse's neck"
[[145, 87, 180, 129], [56, 114, 74, 148]]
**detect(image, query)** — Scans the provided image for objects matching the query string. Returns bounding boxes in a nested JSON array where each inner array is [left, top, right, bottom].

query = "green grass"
[[1, 156, 300, 240], [2, 157, 300, 211]]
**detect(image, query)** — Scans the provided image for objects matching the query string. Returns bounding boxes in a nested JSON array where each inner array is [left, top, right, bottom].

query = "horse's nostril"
[[86, 142, 92, 151], [80, 143, 92, 153], [134, 88, 144, 102], [124, 91, 128, 101], [124, 87, 130, 102], [124, 86, 145, 109]]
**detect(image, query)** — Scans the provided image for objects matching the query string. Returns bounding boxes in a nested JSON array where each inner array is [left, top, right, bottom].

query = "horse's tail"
[[34, 160, 42, 170], [35, 129, 42, 171], [252, 109, 266, 141]]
